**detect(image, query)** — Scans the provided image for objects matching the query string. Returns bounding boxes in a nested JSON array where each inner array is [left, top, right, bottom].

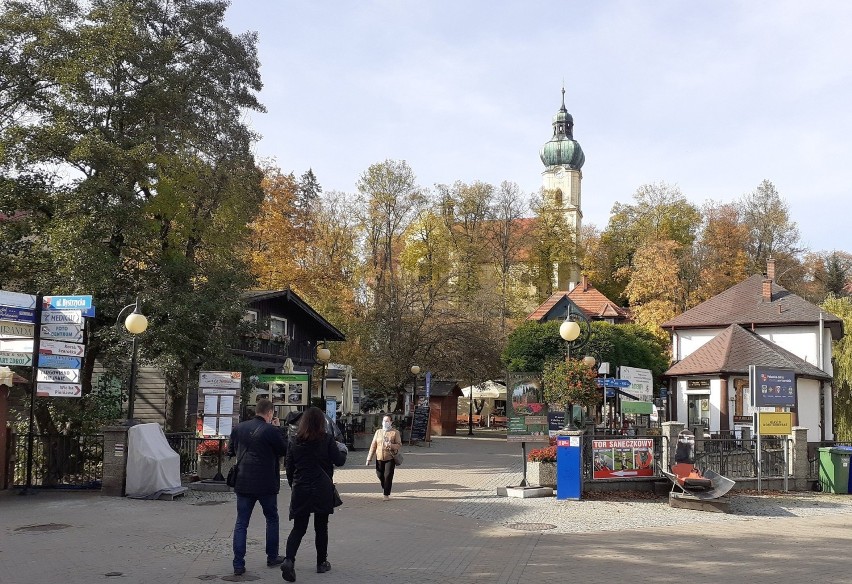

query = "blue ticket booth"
[[556, 434, 582, 500]]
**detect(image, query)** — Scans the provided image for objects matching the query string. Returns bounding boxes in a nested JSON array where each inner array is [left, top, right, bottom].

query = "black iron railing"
[[12, 433, 104, 489]]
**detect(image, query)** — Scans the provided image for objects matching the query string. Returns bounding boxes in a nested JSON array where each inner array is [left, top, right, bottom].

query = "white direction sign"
[[0, 352, 33, 367], [40, 323, 83, 343], [0, 321, 34, 339], [0, 338, 34, 353], [36, 368, 80, 383], [36, 382, 82, 397], [39, 339, 85, 357], [0, 290, 37, 309], [41, 310, 83, 325], [199, 371, 242, 389]]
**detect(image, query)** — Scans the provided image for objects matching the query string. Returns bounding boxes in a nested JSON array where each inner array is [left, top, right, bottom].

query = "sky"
[[224, 1, 852, 253]]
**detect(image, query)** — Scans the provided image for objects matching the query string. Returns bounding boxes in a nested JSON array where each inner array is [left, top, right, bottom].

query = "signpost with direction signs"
[[0, 352, 33, 367], [38, 354, 81, 370], [40, 323, 84, 343], [36, 383, 83, 397], [41, 310, 83, 325], [0, 321, 34, 339], [0, 306, 36, 323], [38, 338, 85, 357], [36, 368, 81, 383], [0, 338, 34, 353], [0, 290, 37, 309]]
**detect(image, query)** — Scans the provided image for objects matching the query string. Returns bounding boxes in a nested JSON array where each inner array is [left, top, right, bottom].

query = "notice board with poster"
[[506, 371, 548, 443], [198, 371, 241, 437], [409, 405, 430, 444]]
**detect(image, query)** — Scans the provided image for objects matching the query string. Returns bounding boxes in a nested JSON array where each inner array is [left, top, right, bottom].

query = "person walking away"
[[281, 407, 347, 582], [365, 415, 402, 500], [228, 398, 288, 576]]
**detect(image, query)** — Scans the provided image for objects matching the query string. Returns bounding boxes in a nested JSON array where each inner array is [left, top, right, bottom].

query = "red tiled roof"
[[664, 324, 831, 380], [567, 277, 631, 321], [661, 274, 844, 339], [526, 277, 630, 323], [526, 291, 566, 322]]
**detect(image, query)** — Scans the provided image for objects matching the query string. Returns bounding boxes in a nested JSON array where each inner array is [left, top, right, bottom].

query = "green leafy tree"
[[0, 0, 265, 429], [822, 295, 852, 441]]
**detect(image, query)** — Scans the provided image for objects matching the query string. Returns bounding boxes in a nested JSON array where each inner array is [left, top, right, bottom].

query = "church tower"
[[539, 88, 585, 290]]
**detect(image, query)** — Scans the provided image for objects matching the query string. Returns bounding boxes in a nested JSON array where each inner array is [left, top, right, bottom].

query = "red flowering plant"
[[196, 439, 228, 456], [541, 356, 599, 429], [527, 437, 557, 462]]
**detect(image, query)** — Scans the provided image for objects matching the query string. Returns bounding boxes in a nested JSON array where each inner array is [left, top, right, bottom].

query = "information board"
[[410, 405, 430, 443], [506, 371, 549, 443], [591, 438, 655, 479]]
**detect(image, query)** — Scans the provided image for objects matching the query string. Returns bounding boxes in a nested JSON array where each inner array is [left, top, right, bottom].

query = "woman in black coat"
[[281, 407, 347, 582]]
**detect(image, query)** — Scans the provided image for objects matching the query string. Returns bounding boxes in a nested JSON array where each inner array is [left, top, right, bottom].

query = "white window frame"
[[242, 310, 258, 324], [270, 316, 288, 338]]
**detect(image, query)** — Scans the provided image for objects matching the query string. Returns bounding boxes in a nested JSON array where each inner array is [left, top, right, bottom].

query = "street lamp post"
[[117, 297, 148, 422], [410, 365, 420, 410], [558, 310, 592, 431], [317, 344, 331, 404]]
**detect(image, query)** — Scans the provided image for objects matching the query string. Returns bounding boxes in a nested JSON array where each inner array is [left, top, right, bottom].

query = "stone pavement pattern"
[[1, 435, 851, 584]]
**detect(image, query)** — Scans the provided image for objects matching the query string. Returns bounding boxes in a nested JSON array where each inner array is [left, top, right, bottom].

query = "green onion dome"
[[539, 88, 585, 170]]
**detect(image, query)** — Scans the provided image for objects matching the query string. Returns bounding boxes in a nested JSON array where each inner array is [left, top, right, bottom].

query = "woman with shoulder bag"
[[281, 407, 347, 582], [365, 415, 402, 500]]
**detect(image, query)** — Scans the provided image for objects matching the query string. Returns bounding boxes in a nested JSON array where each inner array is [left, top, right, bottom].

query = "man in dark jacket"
[[227, 398, 287, 576]]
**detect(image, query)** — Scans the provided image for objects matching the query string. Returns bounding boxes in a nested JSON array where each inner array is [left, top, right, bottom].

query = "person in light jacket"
[[365, 415, 402, 500], [281, 407, 347, 582]]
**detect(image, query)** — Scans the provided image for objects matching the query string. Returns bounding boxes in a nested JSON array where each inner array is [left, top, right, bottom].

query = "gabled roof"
[[567, 277, 631, 321], [242, 288, 345, 341], [526, 277, 630, 323], [661, 275, 844, 339], [664, 324, 831, 380]]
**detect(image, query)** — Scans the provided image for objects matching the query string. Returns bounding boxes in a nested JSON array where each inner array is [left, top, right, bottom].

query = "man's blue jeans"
[[233, 493, 279, 570]]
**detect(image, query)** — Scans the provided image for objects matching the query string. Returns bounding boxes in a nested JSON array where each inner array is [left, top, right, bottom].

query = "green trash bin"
[[818, 446, 852, 494]]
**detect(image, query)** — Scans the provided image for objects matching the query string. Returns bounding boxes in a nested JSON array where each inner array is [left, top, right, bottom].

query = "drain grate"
[[104, 572, 123, 577], [507, 522, 556, 531], [15, 523, 71, 533], [193, 500, 228, 506]]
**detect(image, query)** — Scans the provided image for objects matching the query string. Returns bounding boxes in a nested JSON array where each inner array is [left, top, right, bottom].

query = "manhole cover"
[[104, 572, 123, 577], [506, 522, 556, 531], [15, 523, 71, 533], [193, 501, 227, 506]]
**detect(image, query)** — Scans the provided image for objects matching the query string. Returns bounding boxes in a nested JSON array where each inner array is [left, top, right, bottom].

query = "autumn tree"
[[529, 190, 576, 299], [596, 182, 701, 303], [738, 180, 802, 282], [692, 202, 750, 303], [622, 240, 685, 336]]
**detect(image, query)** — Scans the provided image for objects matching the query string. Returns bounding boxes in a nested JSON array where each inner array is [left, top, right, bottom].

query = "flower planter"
[[527, 461, 556, 487], [197, 455, 234, 480]]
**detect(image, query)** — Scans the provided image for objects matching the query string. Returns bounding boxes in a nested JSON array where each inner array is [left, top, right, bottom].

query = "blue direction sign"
[[43, 295, 93, 311], [37, 354, 81, 370], [0, 290, 37, 309], [0, 306, 36, 323], [595, 378, 632, 388]]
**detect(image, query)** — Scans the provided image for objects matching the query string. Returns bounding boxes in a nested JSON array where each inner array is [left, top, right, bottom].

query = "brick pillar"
[[102, 425, 130, 497], [661, 421, 684, 470], [791, 426, 809, 488]]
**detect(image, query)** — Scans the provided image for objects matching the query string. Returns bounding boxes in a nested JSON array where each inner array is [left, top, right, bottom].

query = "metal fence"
[[12, 433, 104, 489], [694, 436, 790, 479], [808, 441, 852, 479], [164, 433, 224, 476]]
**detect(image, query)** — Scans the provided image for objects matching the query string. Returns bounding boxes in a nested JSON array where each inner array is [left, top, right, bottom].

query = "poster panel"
[[591, 438, 655, 479], [751, 366, 796, 408], [506, 372, 548, 443]]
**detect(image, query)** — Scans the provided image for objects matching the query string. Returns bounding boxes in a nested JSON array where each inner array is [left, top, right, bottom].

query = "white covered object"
[[126, 423, 182, 498]]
